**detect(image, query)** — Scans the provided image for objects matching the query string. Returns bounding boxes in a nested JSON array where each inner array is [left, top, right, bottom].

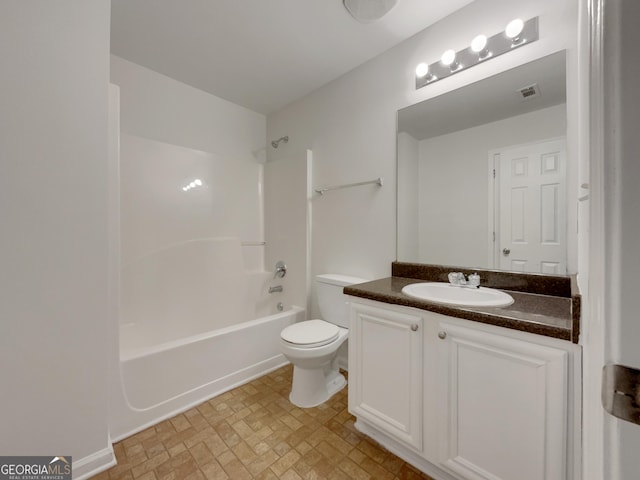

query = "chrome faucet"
[[273, 260, 287, 279], [269, 285, 283, 294], [448, 272, 481, 288]]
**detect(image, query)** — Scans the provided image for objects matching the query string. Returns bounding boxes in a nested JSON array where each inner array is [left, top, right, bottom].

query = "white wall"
[[111, 55, 266, 161], [267, 0, 578, 317], [397, 132, 420, 260], [416, 104, 566, 268], [0, 0, 113, 474]]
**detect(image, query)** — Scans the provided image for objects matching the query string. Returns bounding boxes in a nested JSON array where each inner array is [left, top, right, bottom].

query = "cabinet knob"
[[438, 331, 447, 340], [411, 324, 419, 332]]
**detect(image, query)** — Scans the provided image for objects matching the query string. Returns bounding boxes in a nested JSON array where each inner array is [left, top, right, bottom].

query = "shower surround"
[[111, 133, 301, 440]]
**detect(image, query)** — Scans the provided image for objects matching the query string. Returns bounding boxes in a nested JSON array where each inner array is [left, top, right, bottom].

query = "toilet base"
[[289, 365, 346, 408]]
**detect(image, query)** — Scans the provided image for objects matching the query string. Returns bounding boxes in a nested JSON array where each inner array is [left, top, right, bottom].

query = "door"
[[494, 138, 567, 274], [348, 302, 423, 451], [599, 1, 640, 478]]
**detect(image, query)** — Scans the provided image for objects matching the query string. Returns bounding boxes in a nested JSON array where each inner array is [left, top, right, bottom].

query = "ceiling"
[[110, 0, 476, 115]]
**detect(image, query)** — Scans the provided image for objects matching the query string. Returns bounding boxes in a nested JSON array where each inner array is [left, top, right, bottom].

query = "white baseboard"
[[72, 445, 116, 480]]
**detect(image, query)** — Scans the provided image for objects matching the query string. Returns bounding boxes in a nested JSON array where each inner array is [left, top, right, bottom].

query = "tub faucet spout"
[[269, 285, 283, 294]]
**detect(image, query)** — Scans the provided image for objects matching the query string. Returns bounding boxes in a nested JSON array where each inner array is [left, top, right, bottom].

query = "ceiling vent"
[[517, 83, 541, 101]]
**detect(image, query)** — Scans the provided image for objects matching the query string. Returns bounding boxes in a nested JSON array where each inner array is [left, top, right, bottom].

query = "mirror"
[[397, 51, 575, 275]]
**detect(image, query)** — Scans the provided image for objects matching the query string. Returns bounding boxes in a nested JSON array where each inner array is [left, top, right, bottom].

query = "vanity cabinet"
[[348, 297, 580, 480], [436, 318, 568, 480], [348, 302, 424, 451]]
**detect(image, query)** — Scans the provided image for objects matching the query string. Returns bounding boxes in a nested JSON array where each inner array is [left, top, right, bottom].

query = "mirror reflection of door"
[[396, 51, 575, 274], [491, 138, 567, 273]]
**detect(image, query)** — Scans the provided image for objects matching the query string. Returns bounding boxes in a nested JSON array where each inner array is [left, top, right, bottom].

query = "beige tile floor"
[[92, 365, 434, 480]]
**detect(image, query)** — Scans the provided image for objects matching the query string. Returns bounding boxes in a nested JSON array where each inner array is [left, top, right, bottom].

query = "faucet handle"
[[448, 272, 466, 285], [273, 260, 287, 279], [468, 273, 481, 288]]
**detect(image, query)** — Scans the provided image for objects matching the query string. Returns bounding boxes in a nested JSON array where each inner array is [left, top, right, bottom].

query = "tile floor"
[[93, 365, 434, 480]]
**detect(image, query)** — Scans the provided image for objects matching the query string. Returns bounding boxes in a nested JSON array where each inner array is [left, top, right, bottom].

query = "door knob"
[[438, 331, 447, 340], [502, 248, 511, 256]]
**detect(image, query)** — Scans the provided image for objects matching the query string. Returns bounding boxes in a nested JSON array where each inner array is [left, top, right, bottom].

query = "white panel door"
[[601, 2, 640, 478], [437, 321, 568, 480], [348, 302, 423, 451], [497, 139, 567, 274]]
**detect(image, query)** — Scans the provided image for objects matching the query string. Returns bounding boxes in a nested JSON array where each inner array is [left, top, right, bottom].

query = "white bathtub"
[[110, 236, 305, 440], [110, 306, 304, 441]]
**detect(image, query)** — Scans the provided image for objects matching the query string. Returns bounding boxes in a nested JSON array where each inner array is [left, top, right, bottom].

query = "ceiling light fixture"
[[415, 17, 539, 89], [343, 0, 398, 23]]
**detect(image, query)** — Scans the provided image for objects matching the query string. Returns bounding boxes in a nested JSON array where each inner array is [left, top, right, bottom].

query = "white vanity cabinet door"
[[348, 302, 423, 451], [436, 319, 568, 480]]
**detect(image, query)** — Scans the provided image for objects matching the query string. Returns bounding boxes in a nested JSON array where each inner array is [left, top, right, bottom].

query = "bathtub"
[[110, 237, 305, 441], [110, 306, 304, 441]]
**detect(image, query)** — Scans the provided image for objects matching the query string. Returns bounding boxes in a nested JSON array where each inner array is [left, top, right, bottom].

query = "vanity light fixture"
[[415, 62, 428, 77], [441, 49, 459, 71], [415, 16, 538, 89], [471, 34, 490, 59], [505, 18, 525, 45], [415, 62, 436, 83]]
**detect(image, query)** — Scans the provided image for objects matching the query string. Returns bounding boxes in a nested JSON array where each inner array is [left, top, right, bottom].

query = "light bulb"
[[415, 63, 429, 78], [182, 187, 188, 191], [194, 179, 202, 186], [189, 181, 196, 188], [505, 18, 524, 39], [441, 49, 456, 66], [471, 34, 487, 53]]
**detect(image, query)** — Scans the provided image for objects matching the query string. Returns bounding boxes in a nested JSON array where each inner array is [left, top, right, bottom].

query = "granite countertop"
[[344, 276, 577, 342]]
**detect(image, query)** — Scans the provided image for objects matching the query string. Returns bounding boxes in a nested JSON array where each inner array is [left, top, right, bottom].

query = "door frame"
[[583, 0, 606, 477]]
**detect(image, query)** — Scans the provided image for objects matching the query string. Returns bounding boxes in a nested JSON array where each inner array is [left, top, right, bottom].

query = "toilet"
[[280, 274, 367, 408]]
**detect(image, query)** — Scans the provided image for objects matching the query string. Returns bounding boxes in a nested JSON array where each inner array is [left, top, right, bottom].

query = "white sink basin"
[[401, 282, 514, 307]]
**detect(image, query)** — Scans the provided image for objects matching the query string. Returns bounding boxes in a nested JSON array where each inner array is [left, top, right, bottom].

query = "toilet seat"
[[281, 319, 340, 348]]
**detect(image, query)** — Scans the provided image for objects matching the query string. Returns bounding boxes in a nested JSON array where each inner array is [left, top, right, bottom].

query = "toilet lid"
[[281, 319, 340, 348]]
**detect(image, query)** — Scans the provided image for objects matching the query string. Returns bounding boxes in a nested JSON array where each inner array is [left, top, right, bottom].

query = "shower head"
[[271, 136, 289, 148]]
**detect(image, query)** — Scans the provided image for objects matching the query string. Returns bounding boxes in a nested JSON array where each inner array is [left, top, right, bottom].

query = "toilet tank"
[[316, 274, 368, 328]]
